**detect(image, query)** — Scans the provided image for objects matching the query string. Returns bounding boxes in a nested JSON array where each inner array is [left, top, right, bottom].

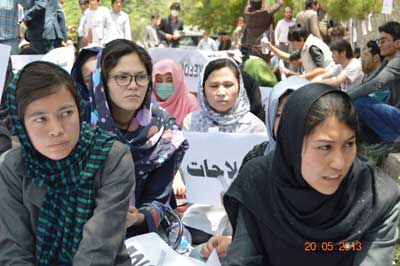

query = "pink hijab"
[[152, 59, 199, 126]]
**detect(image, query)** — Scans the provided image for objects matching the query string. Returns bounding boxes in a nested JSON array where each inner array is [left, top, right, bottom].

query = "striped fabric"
[[0, 0, 18, 40], [7, 66, 116, 265]]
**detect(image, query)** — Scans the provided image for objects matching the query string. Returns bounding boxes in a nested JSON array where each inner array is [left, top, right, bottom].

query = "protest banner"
[[11, 54, 43, 70], [181, 131, 267, 206], [125, 232, 221, 266]]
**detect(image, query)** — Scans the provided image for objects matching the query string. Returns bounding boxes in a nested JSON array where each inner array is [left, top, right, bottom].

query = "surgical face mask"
[[155, 83, 174, 100], [171, 10, 179, 17]]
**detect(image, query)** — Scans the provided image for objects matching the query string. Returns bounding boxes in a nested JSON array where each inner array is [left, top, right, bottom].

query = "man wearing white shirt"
[[104, 0, 131, 43], [313, 39, 363, 91], [82, 0, 110, 45], [77, 0, 89, 47], [274, 6, 294, 53], [197, 31, 218, 51]]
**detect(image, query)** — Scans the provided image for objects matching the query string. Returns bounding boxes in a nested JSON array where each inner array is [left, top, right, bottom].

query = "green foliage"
[[319, 0, 382, 20], [180, 0, 247, 34], [122, 0, 170, 43], [63, 0, 384, 43], [63, 0, 169, 42]]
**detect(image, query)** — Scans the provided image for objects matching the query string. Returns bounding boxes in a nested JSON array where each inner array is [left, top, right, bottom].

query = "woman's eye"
[[33, 117, 46, 123], [345, 141, 355, 148], [223, 83, 234, 88], [319, 145, 331, 151], [136, 75, 147, 81], [117, 75, 130, 81], [61, 110, 74, 117]]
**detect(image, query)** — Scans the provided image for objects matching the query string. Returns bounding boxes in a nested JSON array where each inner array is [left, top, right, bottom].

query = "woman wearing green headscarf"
[[243, 57, 278, 87], [0, 61, 135, 266]]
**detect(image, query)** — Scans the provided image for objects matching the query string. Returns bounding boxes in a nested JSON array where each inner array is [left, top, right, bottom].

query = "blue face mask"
[[155, 82, 174, 100]]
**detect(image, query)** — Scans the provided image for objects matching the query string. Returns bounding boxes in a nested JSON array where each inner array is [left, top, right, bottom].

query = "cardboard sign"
[[125, 233, 221, 266], [181, 131, 268, 206], [148, 48, 227, 92]]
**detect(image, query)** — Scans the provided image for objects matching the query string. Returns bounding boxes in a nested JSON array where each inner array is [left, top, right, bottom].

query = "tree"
[[63, 0, 170, 42], [320, 0, 382, 21]]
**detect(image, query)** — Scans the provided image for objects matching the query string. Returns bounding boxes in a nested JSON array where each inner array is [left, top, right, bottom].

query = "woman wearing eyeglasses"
[[88, 39, 188, 237]]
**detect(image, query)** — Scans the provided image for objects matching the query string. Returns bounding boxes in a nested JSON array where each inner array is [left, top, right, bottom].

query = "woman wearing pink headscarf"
[[152, 59, 199, 126]]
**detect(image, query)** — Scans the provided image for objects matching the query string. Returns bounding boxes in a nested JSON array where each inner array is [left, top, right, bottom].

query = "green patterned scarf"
[[7, 66, 116, 265]]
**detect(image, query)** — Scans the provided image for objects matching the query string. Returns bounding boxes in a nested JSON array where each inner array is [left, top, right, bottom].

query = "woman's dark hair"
[[77, 50, 98, 83], [288, 24, 309, 42], [101, 39, 153, 85], [203, 58, 239, 86], [16, 62, 79, 120], [330, 39, 353, 59], [304, 92, 359, 137]]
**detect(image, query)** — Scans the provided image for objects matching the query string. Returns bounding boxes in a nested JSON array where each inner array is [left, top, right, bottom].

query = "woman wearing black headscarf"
[[223, 83, 400, 266]]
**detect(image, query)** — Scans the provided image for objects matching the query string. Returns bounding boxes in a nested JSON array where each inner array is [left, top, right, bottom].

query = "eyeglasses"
[[376, 37, 393, 45], [110, 73, 150, 87]]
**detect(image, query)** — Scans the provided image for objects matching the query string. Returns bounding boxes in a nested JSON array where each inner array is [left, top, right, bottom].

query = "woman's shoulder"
[[240, 112, 267, 133], [182, 111, 200, 131], [1, 147, 23, 172], [106, 141, 131, 163]]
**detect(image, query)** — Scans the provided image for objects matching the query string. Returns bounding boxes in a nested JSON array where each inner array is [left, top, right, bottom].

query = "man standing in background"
[[0, 0, 30, 54], [241, 0, 283, 49], [274, 6, 294, 53], [158, 2, 183, 48], [104, 0, 131, 43], [143, 14, 160, 49], [296, 0, 322, 39], [77, 0, 90, 47], [81, 0, 110, 45]]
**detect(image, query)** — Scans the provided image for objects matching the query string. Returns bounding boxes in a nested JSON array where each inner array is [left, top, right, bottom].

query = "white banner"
[[0, 44, 11, 97], [182, 131, 268, 206], [148, 48, 227, 92], [11, 54, 44, 70], [41, 46, 76, 73], [125, 232, 221, 266], [381, 0, 393, 14]]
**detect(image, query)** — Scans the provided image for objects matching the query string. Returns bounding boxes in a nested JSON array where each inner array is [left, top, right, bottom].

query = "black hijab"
[[224, 83, 400, 265]]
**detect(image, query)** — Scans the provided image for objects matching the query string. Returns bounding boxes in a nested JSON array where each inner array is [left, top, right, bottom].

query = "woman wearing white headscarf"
[[183, 58, 266, 244], [183, 58, 266, 133]]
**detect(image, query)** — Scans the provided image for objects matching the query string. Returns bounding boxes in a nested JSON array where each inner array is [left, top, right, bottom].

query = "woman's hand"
[[201, 235, 232, 259], [126, 206, 145, 228], [173, 172, 186, 198]]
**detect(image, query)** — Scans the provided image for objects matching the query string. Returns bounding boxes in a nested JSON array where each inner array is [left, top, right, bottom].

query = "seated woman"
[[242, 57, 278, 88], [182, 57, 267, 244], [89, 39, 188, 237], [240, 76, 309, 169], [71, 46, 102, 122], [0, 61, 135, 265], [183, 57, 266, 133], [223, 83, 400, 266], [152, 59, 199, 127], [196, 76, 310, 260]]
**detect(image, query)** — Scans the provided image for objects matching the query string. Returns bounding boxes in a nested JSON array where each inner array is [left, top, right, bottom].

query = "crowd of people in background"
[[0, 0, 400, 265]]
